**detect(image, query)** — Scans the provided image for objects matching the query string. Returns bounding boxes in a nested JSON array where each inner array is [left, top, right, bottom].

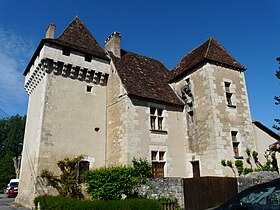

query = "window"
[[151, 151, 165, 178], [231, 131, 241, 158], [224, 82, 236, 108], [62, 48, 70, 56], [86, 85, 92, 93], [78, 161, 89, 183], [150, 107, 164, 131], [85, 54, 92, 62]]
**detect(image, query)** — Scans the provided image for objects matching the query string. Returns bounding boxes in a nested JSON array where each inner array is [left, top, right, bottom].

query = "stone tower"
[[17, 17, 110, 207], [169, 37, 256, 177]]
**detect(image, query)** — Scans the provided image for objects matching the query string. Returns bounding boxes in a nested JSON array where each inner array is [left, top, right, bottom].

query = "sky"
[[0, 0, 279, 131]]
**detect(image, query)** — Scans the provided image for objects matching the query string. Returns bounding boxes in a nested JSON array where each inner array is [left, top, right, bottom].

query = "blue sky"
[[0, 0, 279, 130]]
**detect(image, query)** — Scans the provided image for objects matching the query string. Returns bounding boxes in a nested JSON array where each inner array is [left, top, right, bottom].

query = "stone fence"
[[136, 178, 184, 208], [136, 172, 280, 209], [237, 171, 280, 192]]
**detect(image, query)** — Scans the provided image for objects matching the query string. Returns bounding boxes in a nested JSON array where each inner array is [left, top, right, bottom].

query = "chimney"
[[46, 23, 56, 39], [105, 32, 121, 58]]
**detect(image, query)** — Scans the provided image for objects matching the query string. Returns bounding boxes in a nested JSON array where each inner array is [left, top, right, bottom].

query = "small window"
[[150, 107, 165, 131], [62, 49, 70, 56], [151, 151, 166, 178], [151, 151, 157, 161], [86, 85, 92, 93], [231, 131, 240, 158], [231, 131, 238, 142], [159, 151, 165, 161], [226, 93, 233, 106], [85, 54, 92, 62], [78, 161, 89, 183], [225, 82, 230, 92], [224, 82, 236, 107], [233, 142, 240, 157]]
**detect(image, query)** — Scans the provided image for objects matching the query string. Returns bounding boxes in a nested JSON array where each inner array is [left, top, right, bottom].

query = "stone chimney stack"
[[105, 32, 121, 58], [46, 23, 56, 39]]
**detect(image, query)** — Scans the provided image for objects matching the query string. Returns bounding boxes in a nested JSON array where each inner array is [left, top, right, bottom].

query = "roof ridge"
[[57, 16, 80, 39], [204, 36, 213, 58]]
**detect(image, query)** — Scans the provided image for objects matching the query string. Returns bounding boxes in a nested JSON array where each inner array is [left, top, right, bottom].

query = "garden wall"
[[136, 178, 184, 208], [237, 171, 280, 192]]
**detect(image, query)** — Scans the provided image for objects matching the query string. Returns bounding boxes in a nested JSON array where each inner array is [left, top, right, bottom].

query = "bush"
[[85, 158, 152, 200], [41, 156, 84, 199], [34, 195, 162, 210]]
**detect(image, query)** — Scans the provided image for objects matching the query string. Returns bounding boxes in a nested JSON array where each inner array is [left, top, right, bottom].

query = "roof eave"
[[23, 39, 110, 76], [127, 93, 184, 107]]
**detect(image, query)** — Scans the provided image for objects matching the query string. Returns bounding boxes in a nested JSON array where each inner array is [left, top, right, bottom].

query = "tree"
[[41, 155, 84, 199], [273, 57, 280, 131], [0, 115, 26, 187]]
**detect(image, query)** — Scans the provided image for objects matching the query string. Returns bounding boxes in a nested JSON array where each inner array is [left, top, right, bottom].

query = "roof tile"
[[110, 50, 184, 106], [168, 37, 246, 82]]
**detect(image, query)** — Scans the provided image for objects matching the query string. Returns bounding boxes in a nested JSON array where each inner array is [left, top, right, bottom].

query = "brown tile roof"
[[24, 17, 108, 75], [168, 37, 246, 82], [109, 50, 184, 106], [53, 16, 107, 60]]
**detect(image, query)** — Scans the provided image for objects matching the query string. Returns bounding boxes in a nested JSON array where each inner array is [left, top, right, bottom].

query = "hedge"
[[34, 195, 162, 210]]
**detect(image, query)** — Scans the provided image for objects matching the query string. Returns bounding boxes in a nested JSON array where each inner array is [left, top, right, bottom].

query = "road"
[[0, 194, 30, 210]]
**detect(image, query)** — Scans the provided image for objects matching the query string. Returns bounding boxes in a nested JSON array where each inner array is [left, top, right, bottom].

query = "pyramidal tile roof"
[[168, 37, 246, 82], [48, 16, 108, 60], [109, 50, 184, 106]]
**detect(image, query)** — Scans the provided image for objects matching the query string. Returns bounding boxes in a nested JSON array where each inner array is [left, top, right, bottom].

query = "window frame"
[[151, 151, 166, 178], [149, 107, 167, 133]]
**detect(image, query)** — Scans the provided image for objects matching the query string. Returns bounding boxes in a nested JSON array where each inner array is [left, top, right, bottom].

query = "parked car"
[[7, 182, 18, 198], [213, 178, 280, 210], [6, 178, 19, 197]]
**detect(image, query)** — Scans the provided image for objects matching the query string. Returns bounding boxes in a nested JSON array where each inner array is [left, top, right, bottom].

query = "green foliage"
[[131, 157, 153, 183], [221, 148, 278, 176], [235, 160, 244, 176], [221, 160, 226, 167], [243, 168, 253, 175], [34, 195, 162, 210], [0, 115, 26, 187], [221, 160, 236, 176], [85, 158, 152, 200], [41, 155, 84, 199]]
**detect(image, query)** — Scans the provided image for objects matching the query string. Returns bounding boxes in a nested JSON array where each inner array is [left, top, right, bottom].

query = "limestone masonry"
[[16, 17, 280, 208]]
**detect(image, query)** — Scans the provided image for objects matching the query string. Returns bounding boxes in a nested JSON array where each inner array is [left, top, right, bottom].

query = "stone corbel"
[[53, 61, 59, 75], [78, 68, 84, 80], [85, 70, 91, 82], [100, 73, 106, 86], [62, 64, 68, 77], [70, 66, 76, 78], [92, 71, 98, 84]]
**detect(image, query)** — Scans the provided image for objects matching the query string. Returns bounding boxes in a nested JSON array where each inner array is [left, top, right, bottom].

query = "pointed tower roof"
[[24, 17, 108, 75], [168, 37, 246, 82], [49, 16, 107, 60]]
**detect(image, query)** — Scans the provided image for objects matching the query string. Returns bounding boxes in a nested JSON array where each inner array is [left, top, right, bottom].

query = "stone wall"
[[237, 171, 280, 192], [136, 178, 184, 208]]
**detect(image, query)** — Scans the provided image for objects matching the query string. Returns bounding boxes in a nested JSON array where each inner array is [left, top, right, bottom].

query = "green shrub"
[[41, 156, 84, 199], [34, 195, 161, 210], [235, 160, 244, 176], [85, 158, 152, 200]]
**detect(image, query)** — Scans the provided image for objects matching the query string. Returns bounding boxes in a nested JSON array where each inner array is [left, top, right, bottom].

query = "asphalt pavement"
[[0, 194, 30, 210]]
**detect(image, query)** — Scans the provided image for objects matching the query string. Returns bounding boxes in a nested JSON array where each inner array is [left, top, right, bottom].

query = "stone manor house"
[[17, 17, 280, 207]]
